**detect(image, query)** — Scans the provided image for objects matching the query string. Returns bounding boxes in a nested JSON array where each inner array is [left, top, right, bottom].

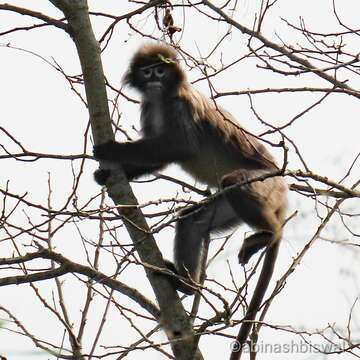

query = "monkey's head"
[[123, 43, 185, 96]]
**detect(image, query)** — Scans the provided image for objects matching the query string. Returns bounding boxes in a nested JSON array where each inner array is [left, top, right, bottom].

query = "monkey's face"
[[123, 44, 186, 96], [126, 61, 183, 96], [139, 63, 170, 93]]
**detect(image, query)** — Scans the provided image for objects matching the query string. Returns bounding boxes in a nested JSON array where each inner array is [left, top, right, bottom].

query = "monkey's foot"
[[163, 260, 196, 295], [238, 231, 272, 264]]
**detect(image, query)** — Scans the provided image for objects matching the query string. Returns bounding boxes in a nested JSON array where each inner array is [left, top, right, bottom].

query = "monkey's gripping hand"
[[93, 169, 111, 186]]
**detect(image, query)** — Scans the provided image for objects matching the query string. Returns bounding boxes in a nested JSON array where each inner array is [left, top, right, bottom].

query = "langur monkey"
[[93, 43, 288, 352]]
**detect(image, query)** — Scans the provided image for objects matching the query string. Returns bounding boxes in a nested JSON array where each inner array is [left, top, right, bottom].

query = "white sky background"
[[0, 0, 360, 359]]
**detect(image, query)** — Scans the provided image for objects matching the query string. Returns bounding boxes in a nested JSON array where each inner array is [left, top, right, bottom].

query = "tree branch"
[[0, 248, 160, 319], [47, 1, 202, 358], [0, 4, 68, 31], [202, 0, 360, 98]]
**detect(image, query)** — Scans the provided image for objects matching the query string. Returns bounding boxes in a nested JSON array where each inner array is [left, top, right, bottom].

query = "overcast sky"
[[1, 1, 360, 359]]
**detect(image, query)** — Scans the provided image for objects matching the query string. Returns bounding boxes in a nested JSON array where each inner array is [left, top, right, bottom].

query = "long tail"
[[230, 239, 280, 360]]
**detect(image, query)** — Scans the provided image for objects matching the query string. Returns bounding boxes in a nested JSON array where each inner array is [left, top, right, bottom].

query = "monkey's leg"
[[169, 195, 240, 294], [222, 169, 286, 263], [222, 170, 287, 357]]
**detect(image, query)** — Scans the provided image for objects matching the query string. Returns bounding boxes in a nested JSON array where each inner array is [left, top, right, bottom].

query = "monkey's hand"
[[93, 141, 120, 161]]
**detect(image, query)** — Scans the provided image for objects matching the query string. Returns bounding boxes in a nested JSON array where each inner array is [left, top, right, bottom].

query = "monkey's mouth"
[[146, 81, 163, 89]]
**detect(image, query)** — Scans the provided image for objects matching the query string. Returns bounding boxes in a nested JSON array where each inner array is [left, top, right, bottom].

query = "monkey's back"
[[177, 86, 278, 187]]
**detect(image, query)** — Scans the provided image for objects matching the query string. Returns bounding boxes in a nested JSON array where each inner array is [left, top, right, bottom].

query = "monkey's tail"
[[230, 238, 280, 360]]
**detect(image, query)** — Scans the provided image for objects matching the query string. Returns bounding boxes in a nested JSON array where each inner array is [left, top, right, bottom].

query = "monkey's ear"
[[94, 168, 111, 186]]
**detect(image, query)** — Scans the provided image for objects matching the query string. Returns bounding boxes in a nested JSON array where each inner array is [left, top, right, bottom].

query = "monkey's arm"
[[94, 163, 165, 185], [123, 163, 165, 179], [94, 136, 195, 165], [93, 136, 195, 185]]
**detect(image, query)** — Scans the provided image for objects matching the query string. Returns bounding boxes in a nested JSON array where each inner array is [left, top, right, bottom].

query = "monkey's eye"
[[154, 66, 166, 78], [142, 68, 153, 79]]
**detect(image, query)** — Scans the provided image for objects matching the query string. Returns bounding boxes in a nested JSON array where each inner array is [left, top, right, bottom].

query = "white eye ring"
[[154, 66, 165, 78], [142, 68, 153, 79]]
